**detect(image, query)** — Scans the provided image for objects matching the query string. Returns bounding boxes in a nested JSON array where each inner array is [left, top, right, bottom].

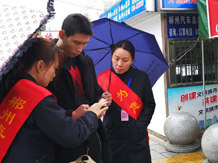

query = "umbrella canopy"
[[0, 0, 55, 80], [84, 18, 169, 87]]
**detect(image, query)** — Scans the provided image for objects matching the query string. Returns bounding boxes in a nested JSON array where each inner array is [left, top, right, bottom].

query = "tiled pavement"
[[149, 134, 207, 163]]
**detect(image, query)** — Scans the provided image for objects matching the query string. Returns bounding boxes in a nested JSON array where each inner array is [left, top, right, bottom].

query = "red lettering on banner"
[[0, 124, 6, 138], [202, 95, 217, 105], [0, 109, 16, 125], [168, 0, 174, 4], [206, 97, 210, 104], [8, 96, 26, 110], [129, 102, 141, 114], [176, 0, 183, 4], [117, 90, 128, 102], [184, 0, 191, 4], [210, 95, 217, 103], [202, 97, 210, 105], [189, 92, 196, 100], [181, 94, 188, 102]]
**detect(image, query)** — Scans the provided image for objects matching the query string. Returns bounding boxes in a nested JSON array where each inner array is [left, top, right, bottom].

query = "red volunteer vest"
[[97, 69, 143, 120], [0, 79, 55, 162]]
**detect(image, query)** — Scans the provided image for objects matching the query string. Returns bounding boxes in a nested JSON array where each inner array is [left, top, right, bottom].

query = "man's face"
[[61, 33, 90, 57]]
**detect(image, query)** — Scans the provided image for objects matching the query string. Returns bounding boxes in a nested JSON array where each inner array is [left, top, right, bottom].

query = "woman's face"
[[38, 56, 59, 87], [112, 48, 133, 74]]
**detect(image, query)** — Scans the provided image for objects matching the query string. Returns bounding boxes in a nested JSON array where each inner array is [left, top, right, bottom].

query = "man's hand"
[[101, 92, 112, 105], [72, 104, 89, 119]]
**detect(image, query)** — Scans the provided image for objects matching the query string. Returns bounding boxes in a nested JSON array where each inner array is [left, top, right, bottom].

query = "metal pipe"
[[202, 39, 207, 129]]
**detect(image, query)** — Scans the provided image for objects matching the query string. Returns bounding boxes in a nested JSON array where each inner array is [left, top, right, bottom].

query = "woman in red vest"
[[0, 38, 108, 163], [97, 40, 156, 163]]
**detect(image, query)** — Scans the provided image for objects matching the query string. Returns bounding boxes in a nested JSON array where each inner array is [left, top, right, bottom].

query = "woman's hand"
[[88, 99, 108, 119], [101, 92, 112, 105]]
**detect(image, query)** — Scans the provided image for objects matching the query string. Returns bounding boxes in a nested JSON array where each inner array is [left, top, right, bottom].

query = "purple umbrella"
[[84, 18, 169, 87]]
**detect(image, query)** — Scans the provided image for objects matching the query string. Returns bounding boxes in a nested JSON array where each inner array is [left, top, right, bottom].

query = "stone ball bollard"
[[164, 112, 200, 153], [202, 123, 218, 163]]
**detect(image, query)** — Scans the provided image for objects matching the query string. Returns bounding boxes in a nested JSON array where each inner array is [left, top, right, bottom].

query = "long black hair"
[[112, 40, 135, 60], [0, 38, 65, 103]]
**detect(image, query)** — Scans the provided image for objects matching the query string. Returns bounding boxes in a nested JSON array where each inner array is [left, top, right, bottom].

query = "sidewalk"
[[149, 134, 207, 163]]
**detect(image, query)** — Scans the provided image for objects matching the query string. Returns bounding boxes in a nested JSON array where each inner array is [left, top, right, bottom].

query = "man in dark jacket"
[[49, 14, 112, 163]]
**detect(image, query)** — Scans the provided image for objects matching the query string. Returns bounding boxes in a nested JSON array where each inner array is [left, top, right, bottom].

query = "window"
[[169, 38, 218, 87]]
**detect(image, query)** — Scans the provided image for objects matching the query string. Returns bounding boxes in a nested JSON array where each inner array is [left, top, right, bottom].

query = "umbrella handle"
[[108, 62, 112, 92]]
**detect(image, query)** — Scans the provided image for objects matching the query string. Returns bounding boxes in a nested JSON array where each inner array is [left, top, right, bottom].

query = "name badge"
[[121, 109, 129, 121]]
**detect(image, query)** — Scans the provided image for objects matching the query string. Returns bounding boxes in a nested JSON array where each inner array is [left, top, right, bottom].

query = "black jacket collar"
[[123, 66, 137, 85], [18, 72, 38, 84]]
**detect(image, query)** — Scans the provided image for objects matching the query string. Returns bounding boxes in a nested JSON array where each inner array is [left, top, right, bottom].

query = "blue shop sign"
[[167, 13, 199, 38], [162, 0, 197, 9], [100, 0, 146, 22]]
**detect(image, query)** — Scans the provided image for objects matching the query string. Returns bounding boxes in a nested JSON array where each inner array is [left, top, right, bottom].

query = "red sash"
[[97, 69, 143, 120], [0, 79, 55, 162]]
